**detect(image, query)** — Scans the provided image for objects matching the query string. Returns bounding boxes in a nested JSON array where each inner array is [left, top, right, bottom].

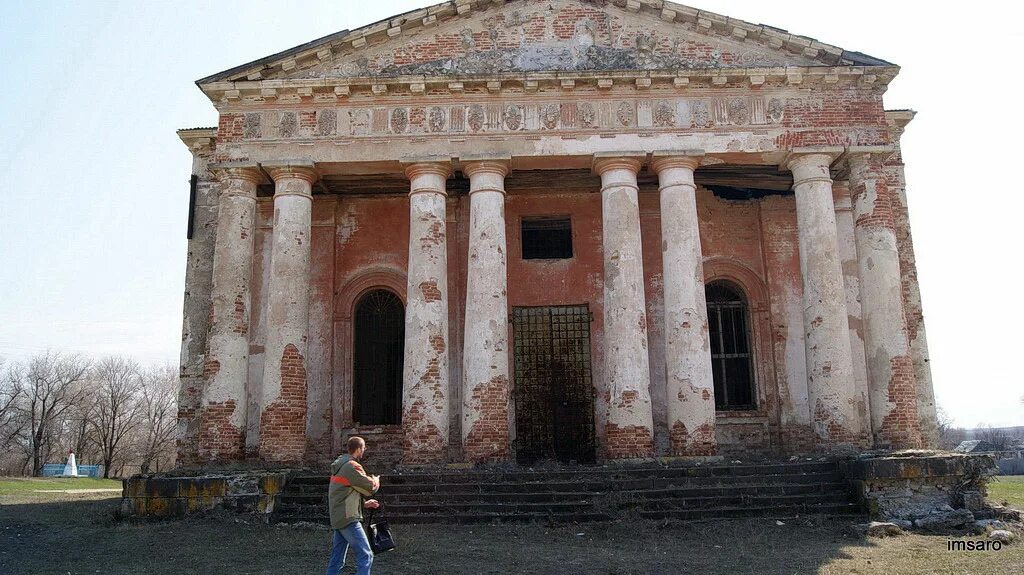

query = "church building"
[[175, 0, 936, 468]]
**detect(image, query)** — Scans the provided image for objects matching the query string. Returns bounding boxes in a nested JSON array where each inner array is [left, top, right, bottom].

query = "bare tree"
[[90, 356, 144, 478], [66, 389, 101, 465], [136, 365, 178, 474], [1, 361, 27, 447], [935, 405, 966, 450], [977, 424, 1012, 451], [15, 352, 92, 476]]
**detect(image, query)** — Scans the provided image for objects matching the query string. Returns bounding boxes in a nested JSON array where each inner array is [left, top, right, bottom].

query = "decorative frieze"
[[238, 95, 788, 141], [232, 91, 880, 142]]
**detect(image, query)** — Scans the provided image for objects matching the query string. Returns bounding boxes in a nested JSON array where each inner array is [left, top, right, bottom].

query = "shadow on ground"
[[1, 495, 1020, 575]]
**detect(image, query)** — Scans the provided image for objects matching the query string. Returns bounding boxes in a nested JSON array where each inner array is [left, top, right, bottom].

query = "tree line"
[[936, 405, 1024, 452], [0, 351, 177, 478]]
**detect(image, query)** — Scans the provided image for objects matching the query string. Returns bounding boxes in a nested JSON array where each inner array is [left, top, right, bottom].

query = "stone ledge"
[[844, 451, 997, 481], [841, 452, 999, 523], [120, 472, 289, 520]]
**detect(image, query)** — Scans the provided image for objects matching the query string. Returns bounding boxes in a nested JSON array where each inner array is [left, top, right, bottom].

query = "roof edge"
[[196, 0, 896, 87], [197, 29, 351, 86]]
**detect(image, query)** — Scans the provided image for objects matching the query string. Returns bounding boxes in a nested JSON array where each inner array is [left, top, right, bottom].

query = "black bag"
[[365, 504, 396, 554]]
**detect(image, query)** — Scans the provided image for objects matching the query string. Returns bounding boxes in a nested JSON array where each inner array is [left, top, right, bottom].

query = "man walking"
[[326, 436, 381, 575]]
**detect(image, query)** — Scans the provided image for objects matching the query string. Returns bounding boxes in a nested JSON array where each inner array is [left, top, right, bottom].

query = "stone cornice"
[[177, 128, 217, 154], [201, 65, 895, 106], [197, 1, 891, 91], [885, 109, 916, 143]]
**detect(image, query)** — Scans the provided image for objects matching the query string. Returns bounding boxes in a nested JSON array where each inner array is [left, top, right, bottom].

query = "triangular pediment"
[[199, 0, 891, 85]]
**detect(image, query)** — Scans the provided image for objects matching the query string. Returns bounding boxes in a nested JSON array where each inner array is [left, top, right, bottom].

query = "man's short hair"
[[347, 436, 366, 454]]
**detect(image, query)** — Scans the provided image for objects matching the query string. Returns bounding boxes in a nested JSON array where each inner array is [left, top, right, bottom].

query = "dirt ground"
[[1, 484, 1022, 574]]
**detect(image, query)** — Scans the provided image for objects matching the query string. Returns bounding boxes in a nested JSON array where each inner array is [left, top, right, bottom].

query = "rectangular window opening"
[[521, 217, 573, 260]]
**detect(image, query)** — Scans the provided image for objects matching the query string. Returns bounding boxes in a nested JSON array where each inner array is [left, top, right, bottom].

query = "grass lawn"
[[989, 475, 1024, 511], [0, 477, 122, 494], [0, 490, 1021, 575]]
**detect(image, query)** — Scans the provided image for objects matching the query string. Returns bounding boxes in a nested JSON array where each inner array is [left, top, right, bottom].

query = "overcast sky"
[[1, 1, 1021, 428]]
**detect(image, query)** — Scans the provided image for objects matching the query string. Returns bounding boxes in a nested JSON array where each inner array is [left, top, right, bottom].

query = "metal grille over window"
[[521, 217, 573, 260], [706, 282, 756, 411], [353, 290, 405, 425], [512, 305, 596, 464]]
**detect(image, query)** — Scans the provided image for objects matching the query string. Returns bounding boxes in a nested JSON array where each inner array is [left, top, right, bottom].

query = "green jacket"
[[327, 454, 379, 529]]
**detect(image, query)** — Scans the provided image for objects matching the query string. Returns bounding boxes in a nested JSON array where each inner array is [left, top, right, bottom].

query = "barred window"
[[706, 282, 756, 411]]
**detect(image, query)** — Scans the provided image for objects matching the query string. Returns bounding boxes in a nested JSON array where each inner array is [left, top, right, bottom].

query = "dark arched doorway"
[[353, 289, 405, 425]]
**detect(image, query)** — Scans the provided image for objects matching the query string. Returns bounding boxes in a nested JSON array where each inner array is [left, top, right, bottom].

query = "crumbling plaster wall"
[[177, 144, 218, 467]]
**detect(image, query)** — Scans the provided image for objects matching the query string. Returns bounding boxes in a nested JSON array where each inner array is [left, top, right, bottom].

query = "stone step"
[[275, 492, 851, 517], [283, 472, 845, 496], [626, 492, 852, 511], [271, 502, 862, 525], [637, 502, 863, 521], [286, 461, 840, 487], [279, 481, 849, 506]]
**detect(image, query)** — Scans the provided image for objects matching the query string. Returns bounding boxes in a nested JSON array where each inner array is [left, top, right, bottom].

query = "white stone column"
[[594, 153, 654, 459], [461, 158, 511, 463], [848, 152, 922, 449], [787, 151, 867, 449], [200, 164, 260, 461], [833, 184, 873, 445], [258, 161, 317, 463], [402, 161, 452, 464], [652, 152, 717, 457]]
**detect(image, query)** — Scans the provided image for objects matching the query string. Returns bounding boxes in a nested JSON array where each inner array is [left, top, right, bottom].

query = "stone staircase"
[[271, 460, 862, 524]]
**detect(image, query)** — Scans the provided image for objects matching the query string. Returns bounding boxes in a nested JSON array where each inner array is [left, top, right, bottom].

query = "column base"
[[400, 419, 448, 466], [604, 424, 654, 460], [669, 421, 717, 457]]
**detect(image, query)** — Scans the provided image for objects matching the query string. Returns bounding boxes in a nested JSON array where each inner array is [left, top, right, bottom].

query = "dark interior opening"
[[353, 289, 405, 425], [521, 217, 573, 260]]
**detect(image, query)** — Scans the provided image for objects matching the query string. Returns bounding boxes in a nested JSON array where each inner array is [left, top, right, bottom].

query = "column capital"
[[403, 159, 453, 182], [210, 162, 263, 185], [262, 160, 318, 184], [651, 150, 704, 174], [782, 146, 844, 172], [461, 155, 511, 180], [845, 145, 896, 159], [785, 149, 841, 190], [593, 152, 645, 176], [463, 160, 509, 197], [841, 146, 895, 178]]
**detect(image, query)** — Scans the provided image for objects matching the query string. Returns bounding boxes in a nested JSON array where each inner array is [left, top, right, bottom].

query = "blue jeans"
[[325, 522, 373, 575]]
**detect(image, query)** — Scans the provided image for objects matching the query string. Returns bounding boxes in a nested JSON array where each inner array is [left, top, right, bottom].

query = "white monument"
[[62, 451, 79, 477]]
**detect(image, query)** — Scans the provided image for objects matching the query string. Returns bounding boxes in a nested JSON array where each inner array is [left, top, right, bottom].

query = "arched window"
[[706, 281, 756, 411], [353, 289, 405, 425]]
